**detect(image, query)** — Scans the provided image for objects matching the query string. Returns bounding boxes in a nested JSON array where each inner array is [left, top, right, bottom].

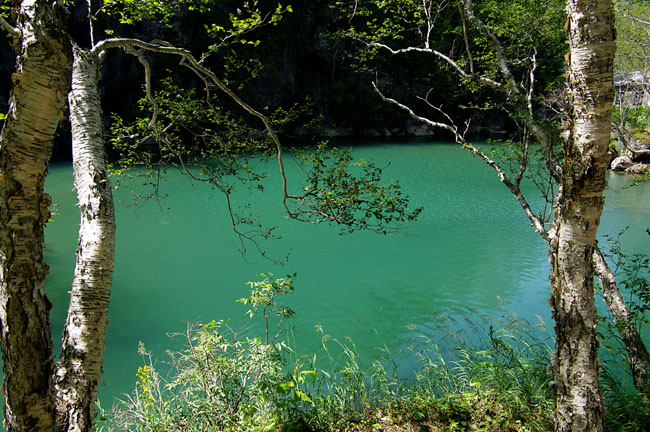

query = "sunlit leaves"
[[205, 1, 292, 52], [290, 143, 423, 234], [99, 0, 212, 27], [97, 0, 290, 45], [109, 77, 273, 195], [238, 273, 296, 344], [238, 273, 296, 320], [0, 0, 10, 20]]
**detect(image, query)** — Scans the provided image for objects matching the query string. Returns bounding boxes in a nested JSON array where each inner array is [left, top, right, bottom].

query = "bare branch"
[[93, 38, 296, 214], [456, 0, 474, 75], [370, 41, 502, 89], [619, 10, 650, 26], [0, 15, 19, 37], [87, 0, 96, 47], [373, 81, 457, 135], [527, 49, 537, 116], [122, 46, 159, 134], [374, 81, 549, 240], [515, 129, 529, 189]]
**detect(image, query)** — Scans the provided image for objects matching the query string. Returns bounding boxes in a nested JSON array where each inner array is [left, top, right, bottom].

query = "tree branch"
[[0, 15, 19, 37], [374, 81, 549, 240], [459, 1, 561, 181], [593, 246, 650, 396], [122, 46, 159, 134], [370, 40, 503, 90], [619, 10, 650, 27], [93, 38, 295, 215], [456, 0, 474, 75]]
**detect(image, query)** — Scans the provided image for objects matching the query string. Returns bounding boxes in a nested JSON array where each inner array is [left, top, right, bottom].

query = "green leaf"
[[295, 389, 313, 404]]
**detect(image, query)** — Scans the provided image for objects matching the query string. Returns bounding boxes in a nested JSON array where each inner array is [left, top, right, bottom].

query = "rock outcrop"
[[611, 129, 650, 174]]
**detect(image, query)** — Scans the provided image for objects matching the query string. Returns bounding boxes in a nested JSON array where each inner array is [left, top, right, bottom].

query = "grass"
[[98, 277, 650, 432]]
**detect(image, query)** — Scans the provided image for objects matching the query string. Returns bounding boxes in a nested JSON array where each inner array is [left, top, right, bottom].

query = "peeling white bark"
[[54, 45, 116, 432], [371, 0, 650, 408], [548, 1, 615, 431], [0, 1, 71, 431]]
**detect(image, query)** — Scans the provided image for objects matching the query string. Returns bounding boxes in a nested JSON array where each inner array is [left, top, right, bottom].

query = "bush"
[[103, 274, 650, 431]]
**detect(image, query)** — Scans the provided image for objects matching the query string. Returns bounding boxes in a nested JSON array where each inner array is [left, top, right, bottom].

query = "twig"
[[93, 38, 296, 215], [374, 81, 549, 240], [456, 0, 474, 75]]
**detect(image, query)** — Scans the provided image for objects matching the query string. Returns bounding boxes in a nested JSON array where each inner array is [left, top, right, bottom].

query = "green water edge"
[[2, 139, 649, 428]]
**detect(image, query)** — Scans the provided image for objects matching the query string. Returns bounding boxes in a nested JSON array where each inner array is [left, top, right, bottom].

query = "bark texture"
[[0, 1, 71, 431], [594, 247, 650, 397], [548, 1, 615, 431], [54, 45, 116, 432]]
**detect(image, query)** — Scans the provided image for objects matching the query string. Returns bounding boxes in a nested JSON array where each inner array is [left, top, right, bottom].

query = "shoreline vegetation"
[[99, 274, 650, 432]]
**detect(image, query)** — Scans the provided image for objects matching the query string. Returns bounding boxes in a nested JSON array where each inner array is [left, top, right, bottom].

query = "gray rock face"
[[611, 155, 634, 171], [612, 129, 650, 173], [611, 155, 649, 174]]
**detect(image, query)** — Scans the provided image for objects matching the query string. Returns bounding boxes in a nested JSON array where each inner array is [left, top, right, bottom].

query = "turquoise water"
[[14, 140, 650, 412]]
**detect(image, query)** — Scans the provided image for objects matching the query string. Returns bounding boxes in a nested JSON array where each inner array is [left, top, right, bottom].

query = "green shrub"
[[105, 274, 312, 432], [103, 275, 650, 431]]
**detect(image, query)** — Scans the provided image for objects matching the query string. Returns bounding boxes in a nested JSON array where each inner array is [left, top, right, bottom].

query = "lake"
[[10, 139, 650, 414]]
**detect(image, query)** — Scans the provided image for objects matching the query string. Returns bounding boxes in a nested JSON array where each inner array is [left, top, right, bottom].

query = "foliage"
[[613, 106, 650, 132], [332, 0, 566, 111], [238, 273, 296, 344], [290, 143, 423, 234], [98, 0, 290, 41], [205, 0, 292, 50], [111, 79, 423, 239], [99, 0, 212, 28], [597, 232, 650, 431], [108, 77, 278, 226], [604, 233, 650, 335], [104, 282, 561, 431], [105, 275, 312, 432], [471, 0, 566, 87], [615, 0, 650, 74], [107, 324, 295, 431], [613, 0, 650, 178], [402, 310, 554, 432]]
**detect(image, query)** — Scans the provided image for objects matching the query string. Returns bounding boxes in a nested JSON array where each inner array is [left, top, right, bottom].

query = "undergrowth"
[[98, 273, 649, 431]]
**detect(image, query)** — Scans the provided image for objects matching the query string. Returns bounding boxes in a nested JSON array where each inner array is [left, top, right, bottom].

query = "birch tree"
[[337, 0, 620, 430], [548, 2, 615, 429], [0, 0, 423, 429], [51, 2, 286, 429], [0, 1, 71, 431], [53, 43, 117, 432]]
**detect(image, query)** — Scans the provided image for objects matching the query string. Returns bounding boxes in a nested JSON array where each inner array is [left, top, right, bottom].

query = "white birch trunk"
[[548, 0, 615, 430], [54, 45, 116, 432], [0, 1, 71, 431]]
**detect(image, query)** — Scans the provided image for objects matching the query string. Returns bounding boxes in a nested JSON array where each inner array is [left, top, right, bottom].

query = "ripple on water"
[[32, 141, 650, 412]]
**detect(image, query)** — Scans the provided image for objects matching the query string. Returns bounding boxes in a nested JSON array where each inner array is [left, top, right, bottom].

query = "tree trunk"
[[54, 45, 116, 432], [0, 1, 71, 431], [548, 1, 615, 431], [594, 247, 650, 397]]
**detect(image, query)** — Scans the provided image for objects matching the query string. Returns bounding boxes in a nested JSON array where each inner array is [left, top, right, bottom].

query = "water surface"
[[33, 139, 650, 408]]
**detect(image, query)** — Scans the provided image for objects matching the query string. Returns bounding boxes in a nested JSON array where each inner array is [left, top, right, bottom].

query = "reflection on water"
[[22, 140, 650, 409]]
